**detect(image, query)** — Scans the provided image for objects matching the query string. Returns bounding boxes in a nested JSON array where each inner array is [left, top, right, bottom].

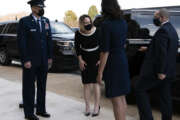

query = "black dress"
[[99, 19, 130, 98], [75, 28, 100, 84]]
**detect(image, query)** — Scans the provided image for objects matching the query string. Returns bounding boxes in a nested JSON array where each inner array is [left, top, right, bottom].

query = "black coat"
[[140, 22, 179, 79], [17, 14, 53, 68]]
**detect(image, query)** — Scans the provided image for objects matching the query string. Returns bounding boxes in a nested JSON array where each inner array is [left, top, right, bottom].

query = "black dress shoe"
[[92, 106, 100, 117], [25, 115, 39, 120], [36, 112, 51, 118]]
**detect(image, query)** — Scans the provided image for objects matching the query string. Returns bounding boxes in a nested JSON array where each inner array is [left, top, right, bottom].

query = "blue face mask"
[[153, 18, 161, 26]]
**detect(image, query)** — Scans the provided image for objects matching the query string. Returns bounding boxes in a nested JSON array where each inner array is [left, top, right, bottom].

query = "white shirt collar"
[[161, 20, 169, 26], [79, 27, 96, 37], [32, 14, 42, 32], [32, 14, 41, 21]]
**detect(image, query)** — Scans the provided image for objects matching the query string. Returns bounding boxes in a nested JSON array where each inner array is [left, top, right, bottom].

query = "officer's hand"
[[48, 59, 53, 69], [24, 61, 32, 69], [138, 46, 148, 52], [48, 59, 53, 64], [158, 73, 166, 80]]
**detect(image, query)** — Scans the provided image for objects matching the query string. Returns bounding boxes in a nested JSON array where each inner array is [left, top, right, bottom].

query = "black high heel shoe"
[[92, 106, 100, 117], [84, 112, 90, 116]]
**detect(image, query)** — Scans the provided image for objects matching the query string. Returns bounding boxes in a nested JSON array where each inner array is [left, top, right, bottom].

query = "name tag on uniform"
[[30, 29, 37, 32]]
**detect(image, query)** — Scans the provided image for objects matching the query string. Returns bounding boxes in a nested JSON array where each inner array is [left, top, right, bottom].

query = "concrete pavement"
[[0, 78, 135, 120]]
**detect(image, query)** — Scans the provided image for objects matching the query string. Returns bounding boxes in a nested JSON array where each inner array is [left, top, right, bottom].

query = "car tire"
[[0, 48, 11, 65], [49, 63, 64, 73]]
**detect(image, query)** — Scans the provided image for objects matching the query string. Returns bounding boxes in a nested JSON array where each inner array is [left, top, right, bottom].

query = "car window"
[[0, 24, 6, 34], [131, 14, 158, 36], [50, 22, 73, 34], [170, 15, 180, 38], [72, 27, 79, 32], [131, 13, 180, 38], [7, 23, 18, 34]]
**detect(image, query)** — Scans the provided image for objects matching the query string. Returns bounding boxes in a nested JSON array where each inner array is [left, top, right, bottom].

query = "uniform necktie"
[[37, 19, 42, 32]]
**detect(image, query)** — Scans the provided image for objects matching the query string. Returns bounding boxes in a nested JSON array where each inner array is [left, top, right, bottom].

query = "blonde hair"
[[78, 14, 92, 30]]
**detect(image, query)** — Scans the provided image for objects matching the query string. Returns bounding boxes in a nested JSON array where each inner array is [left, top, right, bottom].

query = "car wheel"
[[0, 48, 11, 65], [49, 63, 63, 73]]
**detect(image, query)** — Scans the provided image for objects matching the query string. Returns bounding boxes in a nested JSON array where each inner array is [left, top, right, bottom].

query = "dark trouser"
[[135, 77, 172, 120], [23, 65, 48, 117]]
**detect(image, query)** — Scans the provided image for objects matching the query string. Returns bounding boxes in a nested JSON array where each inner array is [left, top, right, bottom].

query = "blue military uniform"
[[17, 11, 53, 118]]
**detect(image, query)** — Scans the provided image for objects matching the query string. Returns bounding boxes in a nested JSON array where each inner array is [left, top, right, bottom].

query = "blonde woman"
[[74, 15, 101, 117]]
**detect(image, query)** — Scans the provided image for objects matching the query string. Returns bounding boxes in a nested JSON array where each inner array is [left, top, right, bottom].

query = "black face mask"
[[84, 24, 92, 31], [37, 9, 44, 17], [153, 18, 161, 26]]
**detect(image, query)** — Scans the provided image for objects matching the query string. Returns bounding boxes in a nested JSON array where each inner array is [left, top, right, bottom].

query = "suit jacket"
[[140, 22, 179, 79], [17, 14, 53, 68]]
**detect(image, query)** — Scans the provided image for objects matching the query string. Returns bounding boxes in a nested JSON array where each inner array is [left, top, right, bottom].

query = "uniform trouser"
[[135, 77, 172, 120], [22, 65, 48, 117]]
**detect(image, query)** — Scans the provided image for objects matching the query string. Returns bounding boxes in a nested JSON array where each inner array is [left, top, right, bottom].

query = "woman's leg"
[[111, 96, 127, 120], [83, 84, 92, 113], [93, 83, 101, 113]]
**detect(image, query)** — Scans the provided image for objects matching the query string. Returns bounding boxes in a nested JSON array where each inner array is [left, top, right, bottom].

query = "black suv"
[[0, 21, 78, 71], [124, 7, 180, 102]]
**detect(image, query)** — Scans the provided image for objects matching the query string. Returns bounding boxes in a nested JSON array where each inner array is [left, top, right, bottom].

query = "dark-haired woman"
[[97, 0, 130, 120], [75, 15, 101, 117]]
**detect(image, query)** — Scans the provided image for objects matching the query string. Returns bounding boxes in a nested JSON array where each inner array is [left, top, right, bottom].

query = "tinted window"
[[0, 24, 6, 33], [131, 13, 180, 38], [170, 15, 180, 37], [50, 22, 73, 34], [72, 27, 79, 32], [131, 14, 158, 36], [7, 23, 18, 34]]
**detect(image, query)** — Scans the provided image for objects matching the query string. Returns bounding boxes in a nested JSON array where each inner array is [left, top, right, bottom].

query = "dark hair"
[[124, 14, 131, 22], [101, 0, 123, 19], [79, 14, 92, 25], [93, 15, 104, 27]]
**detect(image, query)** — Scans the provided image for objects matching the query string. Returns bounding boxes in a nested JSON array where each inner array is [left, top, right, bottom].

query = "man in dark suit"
[[17, 0, 53, 120], [135, 9, 179, 120]]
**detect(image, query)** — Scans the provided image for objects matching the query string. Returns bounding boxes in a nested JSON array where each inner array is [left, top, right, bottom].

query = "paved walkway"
[[0, 78, 135, 120]]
